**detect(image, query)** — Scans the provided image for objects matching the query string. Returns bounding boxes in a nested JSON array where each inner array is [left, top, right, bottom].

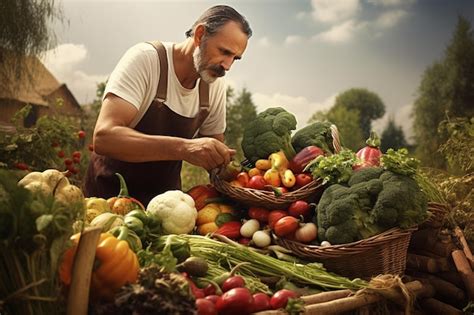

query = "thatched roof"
[[0, 53, 80, 109]]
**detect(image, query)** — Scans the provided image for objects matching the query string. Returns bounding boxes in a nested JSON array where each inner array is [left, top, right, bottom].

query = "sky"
[[43, 0, 474, 142]]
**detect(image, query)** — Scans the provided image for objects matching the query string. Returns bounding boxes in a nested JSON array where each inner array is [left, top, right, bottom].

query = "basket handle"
[[330, 124, 342, 154]]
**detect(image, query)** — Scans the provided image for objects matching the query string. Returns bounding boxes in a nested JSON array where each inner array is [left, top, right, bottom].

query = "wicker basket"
[[274, 227, 417, 279], [421, 202, 450, 229], [211, 171, 325, 208]]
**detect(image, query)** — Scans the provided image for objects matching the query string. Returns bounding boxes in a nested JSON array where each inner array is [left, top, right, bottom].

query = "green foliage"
[[381, 148, 420, 177], [333, 88, 385, 139], [224, 87, 257, 161], [0, 0, 63, 95], [0, 103, 88, 184], [308, 106, 364, 151], [241, 107, 297, 162], [413, 16, 474, 169], [306, 149, 356, 185], [380, 117, 408, 153], [438, 116, 473, 173]]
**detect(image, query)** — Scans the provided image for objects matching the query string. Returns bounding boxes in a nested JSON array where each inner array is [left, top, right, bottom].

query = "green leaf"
[[36, 214, 54, 231]]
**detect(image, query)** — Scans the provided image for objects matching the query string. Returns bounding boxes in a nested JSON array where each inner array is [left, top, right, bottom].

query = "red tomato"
[[64, 158, 73, 166], [73, 156, 81, 164], [294, 173, 313, 189], [221, 276, 245, 292], [57, 150, 65, 158], [248, 207, 270, 223], [287, 200, 311, 219], [236, 172, 250, 187], [196, 298, 218, 315], [273, 216, 299, 237], [77, 130, 86, 139], [252, 293, 271, 312], [247, 175, 267, 190], [72, 151, 81, 159], [216, 287, 254, 315], [270, 289, 298, 309], [268, 210, 287, 229]]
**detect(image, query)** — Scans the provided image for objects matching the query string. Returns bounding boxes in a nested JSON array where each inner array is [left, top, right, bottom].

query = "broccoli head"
[[241, 107, 297, 162], [316, 167, 428, 244], [291, 121, 336, 154]]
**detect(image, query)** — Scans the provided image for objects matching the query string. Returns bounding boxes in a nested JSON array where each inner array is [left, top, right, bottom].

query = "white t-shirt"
[[103, 42, 227, 136]]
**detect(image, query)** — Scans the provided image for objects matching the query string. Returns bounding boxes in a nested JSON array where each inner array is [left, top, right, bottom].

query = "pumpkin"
[[107, 173, 145, 215]]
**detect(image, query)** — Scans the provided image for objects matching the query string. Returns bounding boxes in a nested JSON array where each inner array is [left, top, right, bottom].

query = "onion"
[[252, 230, 271, 248], [240, 219, 260, 238]]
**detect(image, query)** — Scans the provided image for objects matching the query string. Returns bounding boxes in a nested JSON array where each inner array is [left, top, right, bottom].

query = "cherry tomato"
[[196, 298, 217, 315], [72, 151, 81, 159], [247, 175, 266, 190], [248, 207, 270, 224], [270, 289, 298, 309], [64, 158, 73, 166], [268, 210, 287, 229], [288, 200, 311, 219], [221, 275, 245, 292], [78, 130, 86, 139], [216, 287, 254, 315], [252, 293, 271, 312], [273, 216, 299, 237], [57, 150, 65, 158]]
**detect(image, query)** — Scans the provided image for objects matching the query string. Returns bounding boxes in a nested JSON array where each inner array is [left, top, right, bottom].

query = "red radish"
[[354, 131, 382, 170], [273, 216, 299, 237], [270, 289, 298, 309], [287, 200, 311, 219], [204, 295, 222, 305], [196, 298, 217, 315], [252, 293, 271, 312], [216, 287, 254, 315], [268, 210, 287, 229], [221, 275, 245, 292]]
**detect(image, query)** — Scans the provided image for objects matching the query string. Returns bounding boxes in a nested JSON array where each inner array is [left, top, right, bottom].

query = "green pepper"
[[124, 216, 145, 237], [109, 225, 143, 252]]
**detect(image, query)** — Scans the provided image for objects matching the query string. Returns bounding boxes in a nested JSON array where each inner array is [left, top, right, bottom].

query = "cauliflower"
[[146, 190, 197, 234]]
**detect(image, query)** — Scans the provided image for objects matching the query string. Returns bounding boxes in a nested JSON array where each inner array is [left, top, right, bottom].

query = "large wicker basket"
[[273, 227, 417, 279], [211, 172, 325, 209]]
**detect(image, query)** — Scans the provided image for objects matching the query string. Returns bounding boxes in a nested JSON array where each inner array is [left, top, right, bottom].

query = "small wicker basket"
[[211, 171, 325, 209], [273, 227, 417, 279]]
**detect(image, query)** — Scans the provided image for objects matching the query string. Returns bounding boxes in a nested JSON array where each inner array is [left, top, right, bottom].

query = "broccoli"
[[316, 167, 428, 245], [241, 107, 297, 162], [291, 121, 336, 154]]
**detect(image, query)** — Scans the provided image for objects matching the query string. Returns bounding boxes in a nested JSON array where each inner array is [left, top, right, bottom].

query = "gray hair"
[[185, 5, 252, 39]]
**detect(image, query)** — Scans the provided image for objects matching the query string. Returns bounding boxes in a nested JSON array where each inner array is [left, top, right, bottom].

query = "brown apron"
[[83, 41, 210, 206]]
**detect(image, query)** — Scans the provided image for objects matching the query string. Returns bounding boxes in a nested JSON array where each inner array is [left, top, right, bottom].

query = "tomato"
[[236, 172, 250, 187], [221, 275, 245, 292], [273, 216, 299, 237], [72, 151, 81, 159], [73, 156, 81, 164], [196, 298, 218, 315], [268, 210, 287, 229], [270, 289, 298, 309], [247, 175, 267, 190], [252, 293, 271, 312], [64, 158, 73, 166], [287, 200, 311, 219], [294, 173, 313, 189], [248, 207, 270, 224], [216, 287, 254, 315], [78, 130, 86, 139], [57, 150, 65, 158]]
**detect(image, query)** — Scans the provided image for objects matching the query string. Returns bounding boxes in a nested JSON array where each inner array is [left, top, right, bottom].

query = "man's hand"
[[184, 137, 236, 170]]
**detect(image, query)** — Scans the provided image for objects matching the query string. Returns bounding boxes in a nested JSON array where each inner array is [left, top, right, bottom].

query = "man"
[[84, 5, 252, 205]]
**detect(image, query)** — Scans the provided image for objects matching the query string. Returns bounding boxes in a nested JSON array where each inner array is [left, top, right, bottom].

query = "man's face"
[[193, 21, 248, 84]]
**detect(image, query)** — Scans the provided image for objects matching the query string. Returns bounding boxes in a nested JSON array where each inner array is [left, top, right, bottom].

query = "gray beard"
[[193, 45, 217, 84]]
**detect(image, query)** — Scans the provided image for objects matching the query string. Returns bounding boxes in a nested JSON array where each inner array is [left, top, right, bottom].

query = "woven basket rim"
[[274, 226, 418, 256]]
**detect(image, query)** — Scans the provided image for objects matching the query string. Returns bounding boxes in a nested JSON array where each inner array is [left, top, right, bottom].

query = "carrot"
[[454, 226, 474, 269], [300, 289, 352, 305], [451, 249, 474, 300], [418, 298, 463, 315]]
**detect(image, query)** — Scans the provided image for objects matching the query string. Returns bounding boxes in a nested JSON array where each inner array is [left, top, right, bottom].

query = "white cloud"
[[367, 0, 416, 6], [296, 11, 307, 20], [42, 43, 108, 104], [257, 37, 271, 47], [284, 35, 304, 46], [372, 104, 414, 143], [375, 9, 408, 28], [252, 92, 336, 129], [312, 20, 361, 43], [311, 0, 360, 23]]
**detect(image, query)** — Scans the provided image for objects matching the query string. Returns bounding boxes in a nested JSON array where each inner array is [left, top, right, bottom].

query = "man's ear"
[[194, 24, 206, 46]]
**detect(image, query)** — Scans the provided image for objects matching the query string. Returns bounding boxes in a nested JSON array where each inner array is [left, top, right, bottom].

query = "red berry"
[[78, 130, 86, 139], [64, 158, 73, 166], [73, 156, 81, 164], [57, 150, 65, 158], [72, 151, 81, 159]]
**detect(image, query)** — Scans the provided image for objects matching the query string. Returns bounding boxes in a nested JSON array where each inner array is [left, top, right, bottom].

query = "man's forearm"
[[94, 125, 188, 162]]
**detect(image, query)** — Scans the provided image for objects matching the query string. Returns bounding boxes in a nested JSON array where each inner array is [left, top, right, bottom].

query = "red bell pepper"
[[187, 184, 220, 210], [354, 131, 382, 170], [289, 146, 325, 174], [215, 221, 242, 239]]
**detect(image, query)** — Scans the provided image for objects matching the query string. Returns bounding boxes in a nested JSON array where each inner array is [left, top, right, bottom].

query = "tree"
[[308, 105, 365, 151], [413, 16, 474, 169], [380, 116, 408, 152], [225, 87, 257, 160], [0, 0, 63, 95], [333, 88, 386, 139]]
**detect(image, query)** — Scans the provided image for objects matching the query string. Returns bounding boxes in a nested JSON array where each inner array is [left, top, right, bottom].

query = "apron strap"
[[147, 41, 168, 102], [198, 79, 210, 109]]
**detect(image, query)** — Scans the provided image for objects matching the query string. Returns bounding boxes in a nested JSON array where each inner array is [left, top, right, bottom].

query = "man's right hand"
[[183, 137, 236, 171]]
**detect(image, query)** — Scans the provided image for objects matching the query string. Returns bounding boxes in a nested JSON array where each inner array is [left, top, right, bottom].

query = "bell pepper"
[[107, 173, 145, 215], [354, 131, 382, 170], [289, 145, 325, 174], [196, 203, 238, 235], [215, 221, 242, 239], [59, 232, 139, 300], [109, 225, 143, 252], [187, 184, 220, 210]]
